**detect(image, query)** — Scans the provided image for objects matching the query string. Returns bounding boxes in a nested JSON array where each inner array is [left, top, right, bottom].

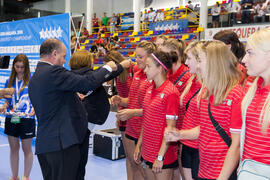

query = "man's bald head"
[[40, 39, 67, 66], [40, 39, 63, 58]]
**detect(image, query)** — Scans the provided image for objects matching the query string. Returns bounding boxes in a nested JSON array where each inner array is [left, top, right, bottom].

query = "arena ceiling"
[[0, 0, 46, 21]]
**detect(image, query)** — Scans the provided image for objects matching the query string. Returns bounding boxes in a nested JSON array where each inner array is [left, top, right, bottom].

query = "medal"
[[10, 78, 23, 124]]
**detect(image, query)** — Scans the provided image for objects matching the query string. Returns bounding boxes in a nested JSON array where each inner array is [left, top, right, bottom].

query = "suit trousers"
[[37, 144, 80, 180], [77, 129, 91, 180]]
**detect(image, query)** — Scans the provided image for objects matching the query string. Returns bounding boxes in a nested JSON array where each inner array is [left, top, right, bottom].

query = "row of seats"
[[80, 27, 201, 46], [86, 26, 199, 40], [80, 33, 198, 50]]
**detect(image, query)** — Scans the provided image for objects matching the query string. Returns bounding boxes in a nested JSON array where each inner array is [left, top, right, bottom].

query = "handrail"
[[88, 7, 201, 33]]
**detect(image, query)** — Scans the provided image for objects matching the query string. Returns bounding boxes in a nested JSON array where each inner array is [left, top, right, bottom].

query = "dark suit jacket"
[[29, 62, 113, 154], [71, 65, 123, 125]]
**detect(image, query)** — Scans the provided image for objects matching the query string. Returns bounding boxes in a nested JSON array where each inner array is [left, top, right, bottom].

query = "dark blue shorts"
[[4, 117, 36, 139], [181, 144, 199, 179]]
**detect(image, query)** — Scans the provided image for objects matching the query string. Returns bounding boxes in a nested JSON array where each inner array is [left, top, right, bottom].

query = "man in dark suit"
[[28, 39, 118, 180]]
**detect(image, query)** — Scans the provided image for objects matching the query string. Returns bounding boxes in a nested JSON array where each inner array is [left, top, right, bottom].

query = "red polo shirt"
[[116, 64, 139, 129], [242, 77, 270, 165], [167, 64, 191, 129], [198, 85, 245, 179], [180, 77, 201, 149], [141, 80, 179, 164], [125, 69, 152, 139]]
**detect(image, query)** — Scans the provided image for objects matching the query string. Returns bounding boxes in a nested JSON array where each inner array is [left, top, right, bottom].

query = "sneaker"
[[9, 177, 19, 180], [22, 177, 30, 180]]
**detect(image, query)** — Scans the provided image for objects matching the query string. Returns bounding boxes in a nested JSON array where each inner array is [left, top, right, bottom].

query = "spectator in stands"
[[71, 35, 76, 54], [92, 13, 99, 33], [141, 9, 148, 31], [98, 44, 106, 56], [0, 54, 35, 180], [95, 34, 104, 45], [154, 9, 165, 22], [211, 2, 221, 28], [81, 27, 89, 40], [90, 42, 99, 60], [227, 0, 241, 26], [111, 36, 120, 50], [253, 3, 266, 23], [90, 43, 98, 54], [116, 13, 122, 31], [187, 1, 194, 11], [148, 7, 157, 22], [98, 21, 106, 35], [102, 12, 109, 31], [241, 0, 254, 24], [109, 13, 117, 34], [104, 37, 113, 53], [155, 35, 167, 47]]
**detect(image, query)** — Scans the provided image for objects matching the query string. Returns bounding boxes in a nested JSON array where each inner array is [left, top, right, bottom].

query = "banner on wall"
[[0, 13, 70, 86], [205, 24, 270, 41], [149, 19, 188, 31], [0, 13, 70, 127]]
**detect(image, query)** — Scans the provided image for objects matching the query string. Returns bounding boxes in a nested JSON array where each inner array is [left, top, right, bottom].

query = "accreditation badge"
[[11, 115, 21, 124]]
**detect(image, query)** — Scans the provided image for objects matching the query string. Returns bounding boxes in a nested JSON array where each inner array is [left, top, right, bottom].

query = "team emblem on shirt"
[[160, 93, 164, 99], [227, 99, 232, 106], [178, 81, 183, 86]]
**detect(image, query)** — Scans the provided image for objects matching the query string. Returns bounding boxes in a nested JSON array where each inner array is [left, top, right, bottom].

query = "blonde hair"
[[69, 50, 93, 70], [197, 41, 241, 105], [103, 50, 128, 83], [136, 40, 156, 54], [163, 38, 186, 63], [241, 28, 270, 134], [180, 41, 203, 107], [247, 28, 270, 53], [155, 35, 168, 45]]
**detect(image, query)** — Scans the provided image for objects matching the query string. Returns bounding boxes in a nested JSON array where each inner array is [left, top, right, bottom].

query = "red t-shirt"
[[180, 77, 201, 149], [125, 69, 152, 139], [198, 85, 245, 179], [141, 80, 179, 164], [95, 38, 103, 45], [92, 17, 99, 26], [116, 64, 139, 128], [167, 64, 192, 129], [241, 77, 270, 165], [83, 30, 89, 37]]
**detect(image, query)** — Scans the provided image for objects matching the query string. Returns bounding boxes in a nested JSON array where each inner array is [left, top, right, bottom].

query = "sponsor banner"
[[0, 13, 70, 126], [150, 19, 188, 31], [205, 24, 270, 41]]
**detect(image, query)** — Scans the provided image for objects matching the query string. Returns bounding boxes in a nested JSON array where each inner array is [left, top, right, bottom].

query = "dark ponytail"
[[150, 50, 174, 70]]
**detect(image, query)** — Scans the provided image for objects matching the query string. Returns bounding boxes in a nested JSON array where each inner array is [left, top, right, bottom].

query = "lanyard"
[[12, 78, 23, 110]]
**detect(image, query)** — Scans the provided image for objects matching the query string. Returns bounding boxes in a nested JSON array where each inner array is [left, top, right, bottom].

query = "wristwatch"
[[157, 155, 164, 161]]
